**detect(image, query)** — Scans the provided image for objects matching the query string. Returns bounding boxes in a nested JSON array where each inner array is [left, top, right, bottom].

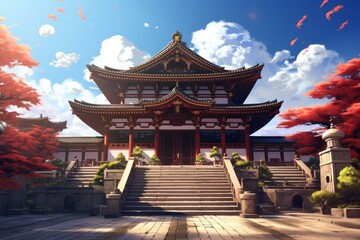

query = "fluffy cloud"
[[16, 75, 108, 136], [39, 24, 55, 37], [49, 52, 80, 68], [270, 50, 292, 63], [144, 22, 150, 27], [191, 21, 272, 70], [84, 35, 150, 81], [191, 21, 343, 135], [269, 45, 340, 93]]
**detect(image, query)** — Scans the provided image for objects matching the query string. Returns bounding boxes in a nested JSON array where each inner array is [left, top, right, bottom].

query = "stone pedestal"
[[104, 193, 121, 218], [240, 191, 258, 218]]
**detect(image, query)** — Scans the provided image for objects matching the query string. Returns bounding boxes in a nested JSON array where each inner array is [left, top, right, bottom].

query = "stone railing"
[[294, 158, 313, 179], [64, 159, 78, 178], [223, 157, 242, 203], [117, 158, 136, 204]]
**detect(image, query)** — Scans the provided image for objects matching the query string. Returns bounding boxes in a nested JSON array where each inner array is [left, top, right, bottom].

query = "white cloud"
[[268, 45, 340, 93], [1, 65, 34, 80], [39, 24, 55, 37], [270, 50, 292, 63], [49, 52, 80, 68], [190, 21, 343, 136], [14, 73, 109, 136], [144, 22, 150, 28], [155, 26, 159, 29], [191, 21, 272, 69], [84, 35, 150, 81]]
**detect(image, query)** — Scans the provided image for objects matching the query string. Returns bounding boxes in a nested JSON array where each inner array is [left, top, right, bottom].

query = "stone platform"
[[0, 212, 359, 239]]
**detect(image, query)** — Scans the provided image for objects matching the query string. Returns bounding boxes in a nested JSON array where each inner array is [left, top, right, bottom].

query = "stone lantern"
[[318, 125, 351, 193]]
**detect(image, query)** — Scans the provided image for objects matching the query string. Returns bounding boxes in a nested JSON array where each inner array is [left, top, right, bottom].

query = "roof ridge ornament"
[[172, 30, 182, 43]]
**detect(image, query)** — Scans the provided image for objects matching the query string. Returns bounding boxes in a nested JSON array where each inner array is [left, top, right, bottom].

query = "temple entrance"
[[159, 131, 195, 165]]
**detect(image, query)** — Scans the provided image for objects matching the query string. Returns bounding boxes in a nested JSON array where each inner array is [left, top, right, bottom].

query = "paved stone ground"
[[0, 213, 359, 240]]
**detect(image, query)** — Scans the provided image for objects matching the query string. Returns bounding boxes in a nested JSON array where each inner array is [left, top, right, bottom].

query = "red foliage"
[[0, 126, 58, 189], [0, 25, 40, 124], [0, 25, 59, 189], [279, 58, 360, 158]]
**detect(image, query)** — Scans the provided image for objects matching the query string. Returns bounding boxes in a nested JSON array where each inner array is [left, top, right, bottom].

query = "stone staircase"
[[265, 166, 317, 189], [122, 166, 239, 215], [66, 166, 99, 187]]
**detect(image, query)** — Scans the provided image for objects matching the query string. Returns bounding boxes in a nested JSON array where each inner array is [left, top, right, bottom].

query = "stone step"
[[129, 184, 230, 188], [126, 196, 235, 202], [131, 180, 229, 184], [127, 192, 234, 198], [67, 175, 94, 180], [128, 189, 232, 194], [124, 201, 237, 206], [68, 174, 95, 178], [122, 205, 239, 211], [272, 175, 306, 180], [122, 209, 240, 215]]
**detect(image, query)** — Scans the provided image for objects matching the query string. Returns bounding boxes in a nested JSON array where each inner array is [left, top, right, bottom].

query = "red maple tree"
[[0, 25, 59, 189], [278, 57, 360, 158]]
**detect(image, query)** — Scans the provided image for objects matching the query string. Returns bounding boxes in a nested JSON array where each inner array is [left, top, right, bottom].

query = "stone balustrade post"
[[240, 191, 258, 218]]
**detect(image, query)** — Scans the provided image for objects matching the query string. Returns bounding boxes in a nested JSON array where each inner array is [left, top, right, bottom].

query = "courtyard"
[[0, 212, 359, 240]]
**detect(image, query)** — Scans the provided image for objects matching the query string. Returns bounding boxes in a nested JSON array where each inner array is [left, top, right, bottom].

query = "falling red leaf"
[[57, 8, 65, 14], [47, 14, 58, 22], [320, 0, 329, 8], [290, 38, 298, 46], [296, 15, 307, 29], [326, 5, 344, 20], [78, 7, 86, 20], [337, 20, 348, 31]]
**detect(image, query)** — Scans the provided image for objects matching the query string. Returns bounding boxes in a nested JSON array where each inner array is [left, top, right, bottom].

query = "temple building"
[[17, 115, 67, 133], [58, 31, 295, 165]]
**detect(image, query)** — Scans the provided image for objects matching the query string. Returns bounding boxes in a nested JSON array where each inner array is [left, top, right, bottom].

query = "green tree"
[[132, 146, 145, 159], [337, 166, 360, 205], [309, 190, 338, 214], [209, 146, 221, 161]]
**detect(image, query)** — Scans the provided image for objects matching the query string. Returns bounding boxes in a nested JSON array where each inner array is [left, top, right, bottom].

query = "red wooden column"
[[103, 124, 109, 161], [154, 126, 159, 156], [219, 117, 226, 155], [193, 111, 202, 156], [195, 126, 200, 155], [152, 111, 163, 156], [244, 122, 252, 161], [128, 126, 134, 159], [127, 117, 136, 159]]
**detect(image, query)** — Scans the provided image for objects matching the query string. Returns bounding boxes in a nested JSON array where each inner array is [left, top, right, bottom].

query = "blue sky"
[[2, 0, 360, 136]]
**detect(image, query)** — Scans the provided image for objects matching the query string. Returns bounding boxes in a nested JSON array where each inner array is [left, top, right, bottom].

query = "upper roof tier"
[[87, 31, 264, 105]]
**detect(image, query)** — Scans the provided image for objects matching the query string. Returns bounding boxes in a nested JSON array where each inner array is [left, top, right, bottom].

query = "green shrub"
[[309, 190, 338, 213], [210, 146, 221, 161], [51, 159, 69, 169], [258, 164, 272, 180], [337, 166, 360, 204], [92, 161, 125, 186], [231, 152, 243, 161], [258, 181, 265, 187], [234, 160, 252, 169], [195, 153, 205, 164], [132, 146, 145, 159], [92, 175, 104, 185], [107, 161, 125, 169], [150, 154, 161, 165], [115, 152, 126, 162]]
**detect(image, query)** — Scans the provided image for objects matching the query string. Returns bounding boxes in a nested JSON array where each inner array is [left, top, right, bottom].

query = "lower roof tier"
[[69, 100, 282, 135]]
